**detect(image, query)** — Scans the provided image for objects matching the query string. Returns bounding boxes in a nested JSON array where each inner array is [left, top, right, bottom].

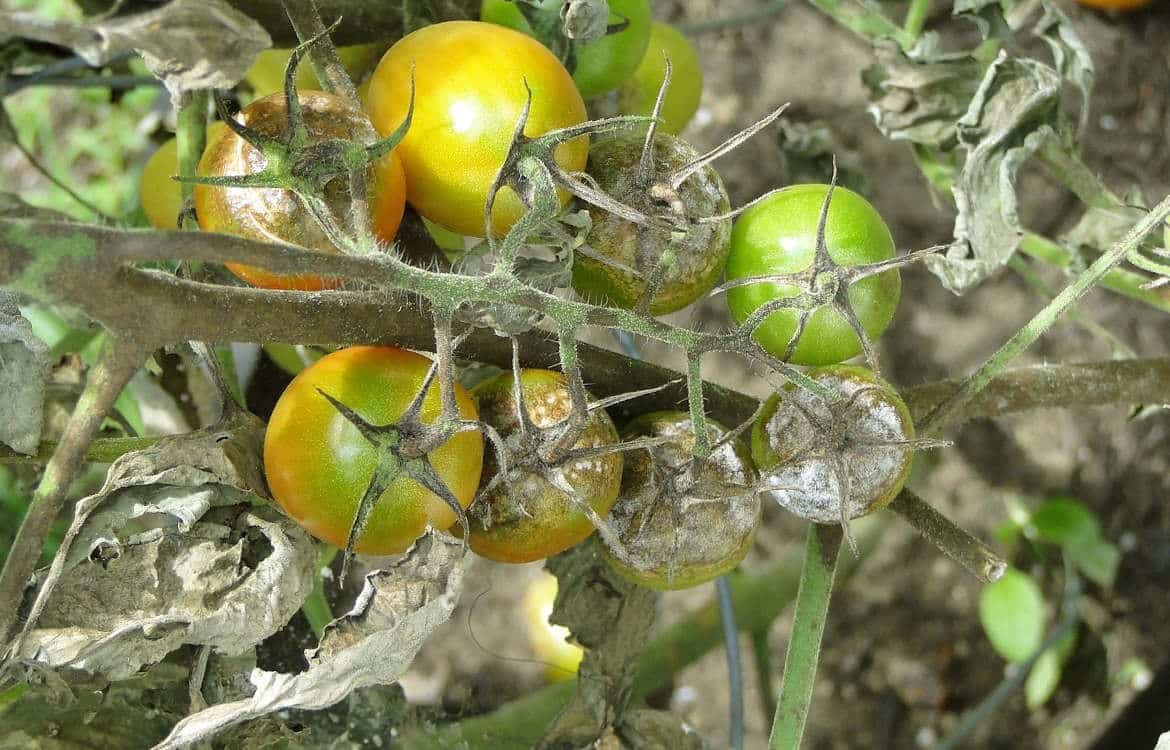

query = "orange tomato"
[[195, 91, 406, 290]]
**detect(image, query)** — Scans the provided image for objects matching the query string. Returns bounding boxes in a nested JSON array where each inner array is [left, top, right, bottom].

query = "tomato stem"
[[768, 523, 842, 750]]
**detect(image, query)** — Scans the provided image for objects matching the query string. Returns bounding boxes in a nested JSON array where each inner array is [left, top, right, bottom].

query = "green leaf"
[[1024, 629, 1076, 710], [1068, 538, 1120, 589], [1030, 498, 1098, 547], [980, 568, 1045, 663]]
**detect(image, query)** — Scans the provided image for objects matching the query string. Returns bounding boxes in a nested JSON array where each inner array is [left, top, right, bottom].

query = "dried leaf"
[[0, 292, 47, 454], [152, 533, 464, 749], [1, 0, 271, 96], [17, 417, 314, 681], [924, 53, 1060, 293]]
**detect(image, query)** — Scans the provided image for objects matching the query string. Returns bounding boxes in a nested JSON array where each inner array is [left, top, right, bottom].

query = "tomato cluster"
[[138, 9, 919, 586]]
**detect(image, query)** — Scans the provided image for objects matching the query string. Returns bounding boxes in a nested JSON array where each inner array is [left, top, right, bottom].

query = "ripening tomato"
[[479, 0, 652, 99], [264, 346, 484, 555], [365, 20, 588, 238], [463, 368, 623, 563], [618, 22, 702, 135], [195, 90, 406, 290], [244, 43, 386, 97], [724, 184, 900, 366], [140, 121, 228, 230]]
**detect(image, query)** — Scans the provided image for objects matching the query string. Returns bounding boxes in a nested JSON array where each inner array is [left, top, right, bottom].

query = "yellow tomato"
[[524, 572, 583, 681], [365, 20, 588, 238], [245, 44, 386, 97], [140, 121, 228, 230]]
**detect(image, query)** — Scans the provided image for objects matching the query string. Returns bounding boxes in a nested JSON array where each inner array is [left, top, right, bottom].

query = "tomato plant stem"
[[0, 435, 161, 465], [176, 90, 208, 230], [1019, 232, 1170, 317], [902, 0, 931, 40], [301, 546, 337, 638], [769, 523, 842, 750], [919, 195, 1170, 435], [891, 489, 1006, 583], [932, 568, 1082, 750]]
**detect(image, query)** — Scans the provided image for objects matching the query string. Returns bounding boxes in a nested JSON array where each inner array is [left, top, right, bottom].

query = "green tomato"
[[618, 22, 702, 134], [725, 184, 900, 366], [480, 0, 652, 99]]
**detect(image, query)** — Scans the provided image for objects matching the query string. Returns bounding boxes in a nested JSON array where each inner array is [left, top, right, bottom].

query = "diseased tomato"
[[365, 20, 588, 238], [140, 121, 228, 230], [724, 184, 900, 366], [602, 411, 759, 590], [619, 22, 702, 135], [462, 368, 623, 563], [479, 0, 652, 99], [264, 346, 484, 555], [195, 90, 406, 290], [571, 132, 731, 315], [752, 365, 913, 524]]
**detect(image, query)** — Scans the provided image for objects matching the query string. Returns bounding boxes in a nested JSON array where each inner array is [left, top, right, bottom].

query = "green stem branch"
[[769, 523, 842, 749], [919, 195, 1170, 434]]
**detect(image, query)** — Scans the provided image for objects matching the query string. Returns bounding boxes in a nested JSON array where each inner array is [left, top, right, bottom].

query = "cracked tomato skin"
[[463, 368, 622, 563], [264, 346, 483, 555], [365, 20, 588, 238], [725, 184, 900, 366], [195, 91, 406, 291]]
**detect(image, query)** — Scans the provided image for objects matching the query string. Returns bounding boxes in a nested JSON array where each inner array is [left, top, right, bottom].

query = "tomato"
[[479, 0, 652, 99], [724, 184, 900, 366], [751, 365, 912, 524], [264, 346, 484, 555], [618, 22, 702, 135], [524, 571, 583, 680], [365, 20, 588, 238], [463, 368, 622, 563], [195, 90, 406, 290], [1075, 0, 1150, 10], [571, 132, 730, 314], [602, 411, 759, 590], [244, 43, 386, 98], [140, 121, 228, 230]]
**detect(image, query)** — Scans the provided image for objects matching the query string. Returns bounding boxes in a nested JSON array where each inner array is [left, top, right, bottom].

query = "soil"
[[403, 2, 1170, 749]]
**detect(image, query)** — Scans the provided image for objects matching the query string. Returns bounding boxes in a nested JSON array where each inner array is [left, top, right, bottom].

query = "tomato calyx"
[[182, 37, 413, 255], [308, 340, 484, 572], [484, 82, 665, 274], [753, 366, 946, 552], [602, 412, 760, 589], [714, 168, 942, 374]]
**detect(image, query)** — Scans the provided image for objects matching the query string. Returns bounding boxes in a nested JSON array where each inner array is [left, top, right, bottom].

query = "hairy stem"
[[890, 489, 1006, 583], [919, 195, 1170, 434]]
